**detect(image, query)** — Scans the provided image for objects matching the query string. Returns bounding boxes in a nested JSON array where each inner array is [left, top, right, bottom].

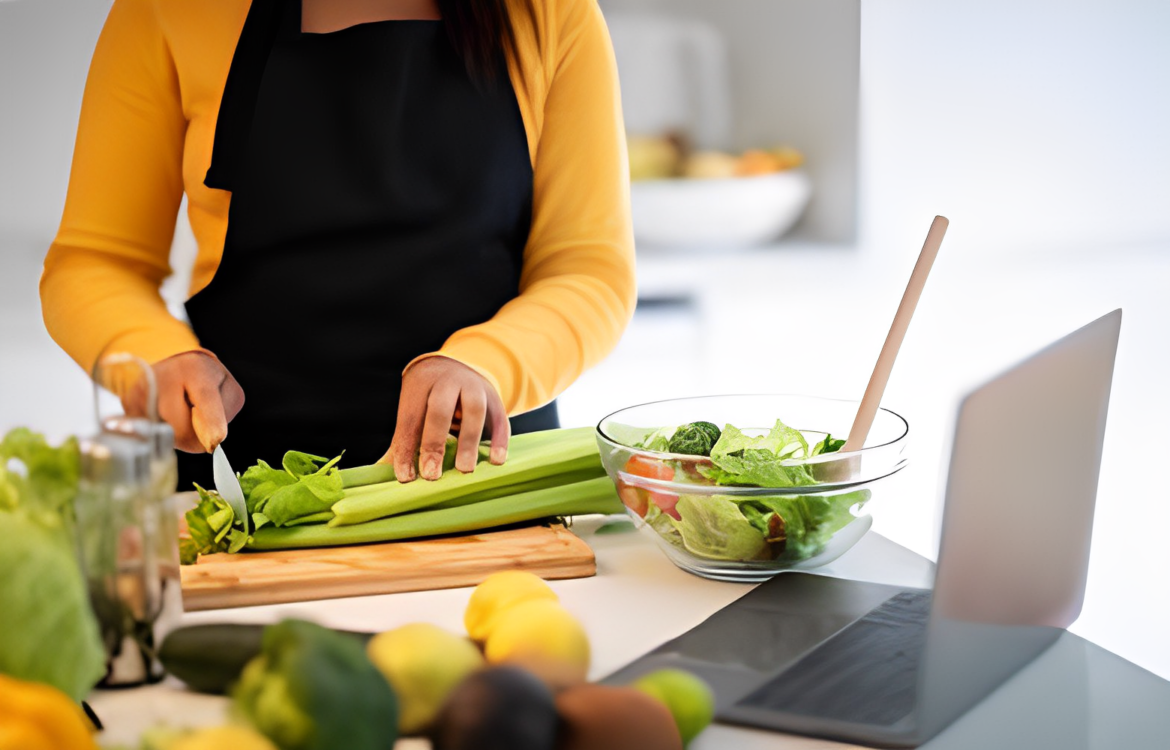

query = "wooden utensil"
[[180, 522, 595, 611], [842, 216, 949, 453]]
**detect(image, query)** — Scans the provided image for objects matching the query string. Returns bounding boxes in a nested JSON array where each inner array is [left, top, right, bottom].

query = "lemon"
[[483, 599, 590, 688], [366, 623, 485, 735], [464, 570, 558, 643], [171, 725, 279, 750], [632, 669, 715, 745]]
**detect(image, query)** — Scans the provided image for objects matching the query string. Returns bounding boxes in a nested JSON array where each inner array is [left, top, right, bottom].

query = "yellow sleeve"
[[421, 0, 636, 414], [40, 0, 199, 374]]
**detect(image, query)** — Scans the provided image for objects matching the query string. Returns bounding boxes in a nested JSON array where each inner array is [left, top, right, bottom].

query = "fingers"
[[388, 378, 428, 482], [486, 390, 510, 466], [151, 351, 243, 454], [419, 383, 459, 480], [454, 392, 486, 473], [390, 357, 510, 481], [157, 378, 201, 453], [187, 376, 228, 453]]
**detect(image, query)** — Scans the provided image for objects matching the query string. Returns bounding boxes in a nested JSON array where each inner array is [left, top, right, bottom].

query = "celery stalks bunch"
[[181, 427, 620, 559]]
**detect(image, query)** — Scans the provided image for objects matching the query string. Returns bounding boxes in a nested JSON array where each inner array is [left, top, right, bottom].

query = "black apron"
[[179, 0, 556, 488]]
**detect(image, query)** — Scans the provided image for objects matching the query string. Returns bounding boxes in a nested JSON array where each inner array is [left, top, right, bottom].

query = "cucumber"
[[160, 623, 374, 694]]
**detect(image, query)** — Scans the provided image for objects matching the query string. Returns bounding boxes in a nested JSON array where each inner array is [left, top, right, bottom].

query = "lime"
[[632, 669, 715, 745]]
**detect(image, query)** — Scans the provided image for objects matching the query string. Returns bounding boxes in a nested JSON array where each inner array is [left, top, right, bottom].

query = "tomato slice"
[[623, 456, 680, 519], [623, 455, 675, 481]]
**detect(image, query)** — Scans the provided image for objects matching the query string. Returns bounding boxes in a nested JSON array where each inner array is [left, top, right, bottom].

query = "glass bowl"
[[595, 394, 909, 582]]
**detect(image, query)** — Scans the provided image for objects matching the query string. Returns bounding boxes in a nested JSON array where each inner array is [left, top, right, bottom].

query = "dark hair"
[[438, 0, 519, 85]]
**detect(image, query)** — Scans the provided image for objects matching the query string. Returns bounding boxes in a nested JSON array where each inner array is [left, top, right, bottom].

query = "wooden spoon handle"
[[842, 216, 949, 452]]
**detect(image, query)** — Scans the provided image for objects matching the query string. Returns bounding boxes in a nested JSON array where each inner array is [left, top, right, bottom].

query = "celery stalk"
[[247, 477, 622, 551], [336, 427, 596, 489], [329, 427, 603, 526]]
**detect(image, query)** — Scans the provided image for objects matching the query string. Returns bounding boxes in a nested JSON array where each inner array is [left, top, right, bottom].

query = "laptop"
[[604, 309, 1122, 748]]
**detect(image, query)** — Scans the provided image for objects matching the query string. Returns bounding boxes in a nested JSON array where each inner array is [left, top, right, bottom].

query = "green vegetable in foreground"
[[0, 429, 105, 701], [235, 619, 398, 750]]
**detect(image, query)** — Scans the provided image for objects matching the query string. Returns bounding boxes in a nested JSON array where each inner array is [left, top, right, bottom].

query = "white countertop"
[[89, 518, 1170, 749]]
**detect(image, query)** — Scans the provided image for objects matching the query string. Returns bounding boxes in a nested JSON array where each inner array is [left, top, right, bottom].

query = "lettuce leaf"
[[671, 495, 771, 561], [185, 451, 347, 562], [635, 426, 678, 453], [702, 421, 816, 487], [734, 489, 870, 561], [182, 484, 251, 563], [0, 428, 104, 701], [0, 427, 80, 519], [644, 490, 871, 563]]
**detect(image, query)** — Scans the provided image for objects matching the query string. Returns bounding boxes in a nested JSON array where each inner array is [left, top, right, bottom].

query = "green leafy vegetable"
[[701, 422, 815, 487], [0, 429, 105, 702], [622, 417, 871, 563], [634, 425, 677, 453], [0, 428, 81, 520], [666, 421, 722, 457], [181, 484, 251, 563], [811, 433, 847, 456], [671, 495, 772, 561]]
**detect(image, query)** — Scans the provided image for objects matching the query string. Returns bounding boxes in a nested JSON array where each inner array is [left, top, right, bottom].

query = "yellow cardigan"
[[41, 0, 635, 415]]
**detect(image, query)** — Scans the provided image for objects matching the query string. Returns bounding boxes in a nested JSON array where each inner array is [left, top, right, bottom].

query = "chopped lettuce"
[[811, 433, 847, 456], [181, 484, 251, 564], [636, 425, 678, 453], [672, 495, 772, 561], [183, 451, 346, 563], [645, 490, 871, 563], [622, 416, 868, 563], [700, 421, 816, 487]]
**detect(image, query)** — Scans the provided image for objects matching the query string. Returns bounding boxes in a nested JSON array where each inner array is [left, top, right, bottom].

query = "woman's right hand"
[[149, 351, 245, 453]]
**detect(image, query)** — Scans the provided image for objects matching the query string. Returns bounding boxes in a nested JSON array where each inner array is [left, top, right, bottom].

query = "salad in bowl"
[[595, 395, 909, 581]]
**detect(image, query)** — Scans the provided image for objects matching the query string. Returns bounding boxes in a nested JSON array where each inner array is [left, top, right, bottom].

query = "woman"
[[40, 0, 635, 487]]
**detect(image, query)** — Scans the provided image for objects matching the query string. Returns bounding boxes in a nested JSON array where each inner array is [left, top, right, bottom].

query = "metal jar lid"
[[79, 432, 151, 486]]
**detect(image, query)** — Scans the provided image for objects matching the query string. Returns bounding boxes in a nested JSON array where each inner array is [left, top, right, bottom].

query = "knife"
[[213, 444, 250, 533]]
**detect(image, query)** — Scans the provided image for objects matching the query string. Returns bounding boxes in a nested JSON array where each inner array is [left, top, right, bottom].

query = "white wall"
[[858, 0, 1170, 254], [0, 0, 113, 244]]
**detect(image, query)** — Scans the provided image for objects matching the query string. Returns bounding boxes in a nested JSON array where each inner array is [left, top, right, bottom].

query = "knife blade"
[[213, 444, 249, 533]]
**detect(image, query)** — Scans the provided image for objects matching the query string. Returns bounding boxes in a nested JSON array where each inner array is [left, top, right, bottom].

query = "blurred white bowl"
[[630, 169, 811, 251]]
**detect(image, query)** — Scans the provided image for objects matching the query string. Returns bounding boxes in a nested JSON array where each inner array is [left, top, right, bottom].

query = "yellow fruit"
[[734, 149, 785, 176], [483, 599, 590, 688], [681, 150, 739, 180], [769, 146, 805, 170], [627, 135, 681, 181], [464, 570, 558, 643], [170, 725, 279, 750], [366, 623, 485, 735], [0, 674, 98, 750]]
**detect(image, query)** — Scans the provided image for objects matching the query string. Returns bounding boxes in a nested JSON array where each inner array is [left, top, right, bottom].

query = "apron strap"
[[204, 0, 286, 191]]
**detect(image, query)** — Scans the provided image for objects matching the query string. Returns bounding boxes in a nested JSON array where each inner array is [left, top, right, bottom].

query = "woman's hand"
[[383, 357, 509, 482], [144, 351, 246, 453]]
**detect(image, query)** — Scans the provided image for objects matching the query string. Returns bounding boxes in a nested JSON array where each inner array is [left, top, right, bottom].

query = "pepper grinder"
[[75, 354, 183, 686]]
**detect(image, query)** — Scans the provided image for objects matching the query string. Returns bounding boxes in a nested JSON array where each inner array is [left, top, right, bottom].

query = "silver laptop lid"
[[918, 309, 1121, 740]]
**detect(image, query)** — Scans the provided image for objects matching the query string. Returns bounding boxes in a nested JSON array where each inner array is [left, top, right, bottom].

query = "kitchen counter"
[[90, 518, 1170, 749]]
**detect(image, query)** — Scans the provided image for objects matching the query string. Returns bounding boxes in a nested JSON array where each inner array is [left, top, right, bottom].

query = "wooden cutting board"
[[180, 523, 595, 612]]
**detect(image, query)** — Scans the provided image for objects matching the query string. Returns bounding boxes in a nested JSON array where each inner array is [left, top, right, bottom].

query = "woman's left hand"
[[382, 356, 509, 482]]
